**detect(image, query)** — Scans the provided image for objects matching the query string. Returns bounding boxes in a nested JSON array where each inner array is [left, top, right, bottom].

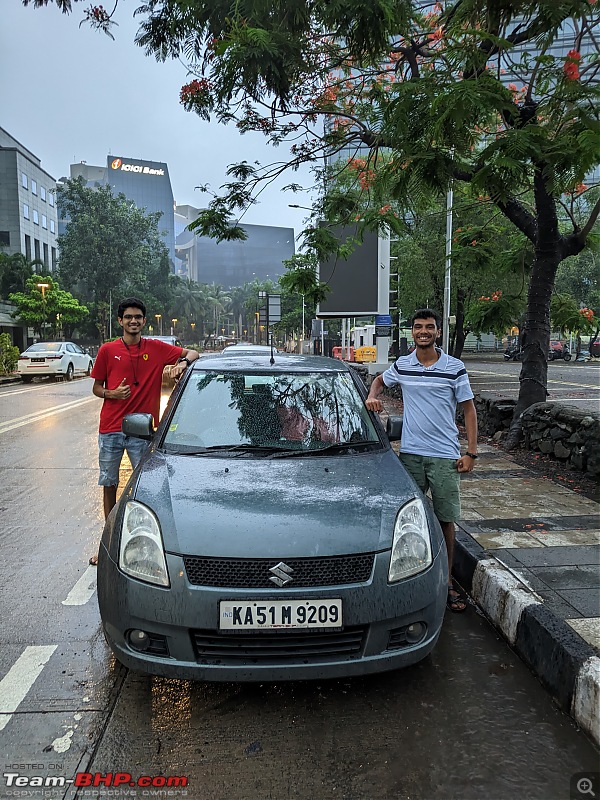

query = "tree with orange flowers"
[[27, 0, 600, 444]]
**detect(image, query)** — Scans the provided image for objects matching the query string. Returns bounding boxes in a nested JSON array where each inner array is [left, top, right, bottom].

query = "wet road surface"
[[464, 359, 600, 413], [0, 375, 597, 800]]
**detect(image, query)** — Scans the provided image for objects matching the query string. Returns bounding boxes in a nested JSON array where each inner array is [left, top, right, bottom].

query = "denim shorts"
[[98, 432, 149, 487], [399, 452, 461, 523]]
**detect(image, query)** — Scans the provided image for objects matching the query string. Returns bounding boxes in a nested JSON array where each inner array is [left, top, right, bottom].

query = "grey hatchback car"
[[97, 353, 448, 681]]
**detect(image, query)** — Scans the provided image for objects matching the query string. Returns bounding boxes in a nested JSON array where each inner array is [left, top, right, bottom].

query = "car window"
[[66, 344, 76, 353], [25, 342, 62, 352], [163, 370, 380, 452], [72, 344, 83, 354]]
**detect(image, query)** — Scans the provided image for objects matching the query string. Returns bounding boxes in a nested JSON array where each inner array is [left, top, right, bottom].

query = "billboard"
[[317, 225, 379, 317]]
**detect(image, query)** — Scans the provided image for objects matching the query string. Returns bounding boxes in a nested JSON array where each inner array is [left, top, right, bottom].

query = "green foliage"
[[57, 177, 173, 340], [8, 274, 88, 339], [551, 293, 596, 335], [0, 252, 42, 299], [466, 293, 526, 337], [0, 333, 20, 376], [279, 253, 330, 306]]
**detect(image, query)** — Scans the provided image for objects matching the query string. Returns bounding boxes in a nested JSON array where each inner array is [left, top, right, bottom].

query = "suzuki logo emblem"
[[269, 561, 294, 587]]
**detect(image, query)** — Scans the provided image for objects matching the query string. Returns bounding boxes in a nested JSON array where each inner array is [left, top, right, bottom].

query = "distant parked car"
[[145, 334, 183, 387], [97, 353, 447, 682], [17, 341, 93, 382]]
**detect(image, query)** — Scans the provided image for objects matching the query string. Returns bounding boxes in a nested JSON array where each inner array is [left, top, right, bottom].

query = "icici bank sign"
[[110, 158, 165, 176]]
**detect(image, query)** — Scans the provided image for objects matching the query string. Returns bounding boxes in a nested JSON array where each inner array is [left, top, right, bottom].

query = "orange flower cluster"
[[379, 205, 392, 214], [359, 169, 376, 190], [563, 50, 581, 81], [180, 78, 211, 104], [580, 307, 595, 321], [478, 291, 502, 302]]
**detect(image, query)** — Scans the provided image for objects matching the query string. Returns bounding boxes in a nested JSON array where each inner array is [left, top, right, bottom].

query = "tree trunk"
[[504, 247, 559, 448]]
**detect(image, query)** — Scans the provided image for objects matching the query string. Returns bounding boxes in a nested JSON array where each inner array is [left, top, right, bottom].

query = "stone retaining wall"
[[521, 402, 600, 477], [472, 394, 600, 477]]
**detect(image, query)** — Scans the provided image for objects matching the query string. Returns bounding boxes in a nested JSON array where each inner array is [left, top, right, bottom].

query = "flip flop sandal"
[[89, 555, 98, 566], [447, 588, 467, 613]]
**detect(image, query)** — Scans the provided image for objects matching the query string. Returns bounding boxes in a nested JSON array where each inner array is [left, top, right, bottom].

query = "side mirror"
[[386, 415, 403, 441], [122, 413, 155, 440]]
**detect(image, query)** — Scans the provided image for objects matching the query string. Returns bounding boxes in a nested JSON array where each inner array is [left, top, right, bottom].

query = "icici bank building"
[[69, 156, 175, 266]]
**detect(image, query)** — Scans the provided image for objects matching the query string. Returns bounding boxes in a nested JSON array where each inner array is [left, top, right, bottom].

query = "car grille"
[[191, 626, 366, 663], [183, 554, 375, 588]]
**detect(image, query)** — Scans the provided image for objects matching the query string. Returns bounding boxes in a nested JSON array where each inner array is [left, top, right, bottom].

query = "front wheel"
[[86, 360, 93, 376], [65, 363, 74, 381], [563, 352, 572, 362]]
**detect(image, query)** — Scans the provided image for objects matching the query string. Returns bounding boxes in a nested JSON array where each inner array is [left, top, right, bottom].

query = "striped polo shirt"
[[382, 348, 474, 459]]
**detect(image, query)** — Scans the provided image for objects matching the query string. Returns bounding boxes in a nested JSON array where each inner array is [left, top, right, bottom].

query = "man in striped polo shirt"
[[365, 309, 478, 612]]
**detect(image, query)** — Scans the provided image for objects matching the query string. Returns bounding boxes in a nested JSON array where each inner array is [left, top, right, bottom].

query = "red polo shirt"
[[91, 337, 183, 433]]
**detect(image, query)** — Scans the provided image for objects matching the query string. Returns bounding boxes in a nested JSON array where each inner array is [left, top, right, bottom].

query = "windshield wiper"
[[165, 443, 296, 457], [270, 439, 380, 458]]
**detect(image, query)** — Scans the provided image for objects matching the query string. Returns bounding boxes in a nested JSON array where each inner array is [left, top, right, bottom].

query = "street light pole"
[[155, 314, 162, 335], [36, 282, 49, 339]]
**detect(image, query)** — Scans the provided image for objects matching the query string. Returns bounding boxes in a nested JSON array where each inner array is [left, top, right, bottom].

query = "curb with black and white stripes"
[[453, 528, 600, 747]]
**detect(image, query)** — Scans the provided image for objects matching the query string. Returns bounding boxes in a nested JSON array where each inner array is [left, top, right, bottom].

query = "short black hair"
[[118, 297, 146, 319], [410, 308, 442, 329]]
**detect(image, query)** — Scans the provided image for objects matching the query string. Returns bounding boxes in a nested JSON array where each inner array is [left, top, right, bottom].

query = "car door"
[[67, 343, 83, 373]]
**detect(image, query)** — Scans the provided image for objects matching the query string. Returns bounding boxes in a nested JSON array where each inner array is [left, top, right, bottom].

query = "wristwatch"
[[178, 357, 191, 366], [465, 451, 478, 460]]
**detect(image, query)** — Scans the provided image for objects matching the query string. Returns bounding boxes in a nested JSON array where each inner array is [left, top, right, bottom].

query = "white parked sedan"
[[17, 341, 94, 382]]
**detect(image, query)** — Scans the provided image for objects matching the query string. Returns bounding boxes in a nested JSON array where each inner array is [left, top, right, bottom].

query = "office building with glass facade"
[[175, 204, 295, 287]]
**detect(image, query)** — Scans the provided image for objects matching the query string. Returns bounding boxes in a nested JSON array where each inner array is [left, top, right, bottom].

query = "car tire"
[[21, 376, 33, 383], [563, 352, 572, 362], [86, 360, 93, 376], [65, 363, 74, 381]]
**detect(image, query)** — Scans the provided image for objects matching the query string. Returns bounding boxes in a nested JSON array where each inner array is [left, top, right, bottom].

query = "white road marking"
[[0, 397, 95, 435], [0, 384, 55, 397], [0, 646, 57, 732], [62, 567, 97, 606]]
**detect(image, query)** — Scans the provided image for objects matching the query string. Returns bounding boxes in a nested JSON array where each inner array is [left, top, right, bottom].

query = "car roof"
[[222, 344, 274, 352], [194, 352, 351, 374]]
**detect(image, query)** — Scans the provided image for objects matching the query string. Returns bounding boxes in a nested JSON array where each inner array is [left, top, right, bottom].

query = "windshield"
[[25, 342, 63, 352], [163, 370, 381, 453]]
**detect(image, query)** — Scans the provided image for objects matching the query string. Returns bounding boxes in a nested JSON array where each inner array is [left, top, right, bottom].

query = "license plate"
[[31, 358, 45, 363], [219, 599, 343, 630]]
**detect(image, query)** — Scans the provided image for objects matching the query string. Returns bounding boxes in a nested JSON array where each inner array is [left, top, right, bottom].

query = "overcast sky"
[[1, 2, 314, 238]]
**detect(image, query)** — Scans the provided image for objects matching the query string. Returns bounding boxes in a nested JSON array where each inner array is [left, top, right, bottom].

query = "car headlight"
[[119, 501, 170, 587], [388, 498, 433, 582]]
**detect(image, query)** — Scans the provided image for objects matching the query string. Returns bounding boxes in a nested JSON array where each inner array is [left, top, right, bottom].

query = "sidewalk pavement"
[[381, 398, 600, 747]]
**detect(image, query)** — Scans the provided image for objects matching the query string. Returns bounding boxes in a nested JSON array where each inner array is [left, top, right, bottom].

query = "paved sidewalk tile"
[[567, 618, 600, 649]]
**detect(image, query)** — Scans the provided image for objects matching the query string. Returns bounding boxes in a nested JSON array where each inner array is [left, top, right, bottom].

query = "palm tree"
[[206, 283, 230, 337], [0, 253, 43, 299], [170, 278, 209, 338], [229, 285, 251, 339]]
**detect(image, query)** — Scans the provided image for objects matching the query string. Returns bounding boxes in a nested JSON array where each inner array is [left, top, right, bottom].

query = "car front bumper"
[[98, 546, 448, 681]]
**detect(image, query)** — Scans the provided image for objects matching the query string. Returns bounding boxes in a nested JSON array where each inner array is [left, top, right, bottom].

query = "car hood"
[[131, 449, 421, 558]]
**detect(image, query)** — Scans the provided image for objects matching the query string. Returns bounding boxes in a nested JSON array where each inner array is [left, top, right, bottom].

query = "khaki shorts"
[[399, 453, 461, 523]]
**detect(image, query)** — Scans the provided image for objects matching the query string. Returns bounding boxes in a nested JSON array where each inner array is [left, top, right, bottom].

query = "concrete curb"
[[454, 529, 600, 746]]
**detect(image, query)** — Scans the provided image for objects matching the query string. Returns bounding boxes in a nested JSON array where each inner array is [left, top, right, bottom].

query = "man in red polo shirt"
[[89, 297, 198, 564]]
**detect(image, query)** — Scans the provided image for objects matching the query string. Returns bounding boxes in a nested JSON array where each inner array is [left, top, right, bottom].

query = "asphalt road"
[[462, 356, 600, 413], [0, 376, 597, 800]]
